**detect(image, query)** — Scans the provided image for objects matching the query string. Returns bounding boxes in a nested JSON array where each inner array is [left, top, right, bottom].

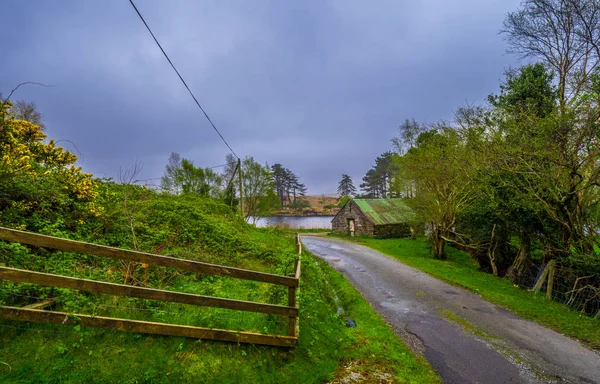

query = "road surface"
[[302, 236, 600, 384]]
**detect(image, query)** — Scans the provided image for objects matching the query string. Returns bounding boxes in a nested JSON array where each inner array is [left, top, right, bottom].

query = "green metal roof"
[[353, 198, 415, 225]]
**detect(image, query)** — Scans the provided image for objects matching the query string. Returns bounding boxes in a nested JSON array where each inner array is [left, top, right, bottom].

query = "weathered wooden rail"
[[0, 227, 302, 347]]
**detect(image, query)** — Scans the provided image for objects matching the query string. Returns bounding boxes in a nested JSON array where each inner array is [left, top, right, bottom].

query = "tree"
[[241, 157, 276, 223], [502, 0, 600, 110], [488, 63, 558, 118], [12, 100, 44, 128], [360, 169, 380, 198], [454, 63, 599, 276], [477, 64, 560, 274], [360, 152, 397, 198], [160, 152, 182, 193], [392, 118, 425, 155], [271, 163, 287, 206], [221, 153, 239, 208], [488, 64, 599, 261], [160, 154, 222, 198], [271, 163, 307, 208], [177, 160, 222, 197], [337, 174, 356, 197], [398, 127, 477, 259]]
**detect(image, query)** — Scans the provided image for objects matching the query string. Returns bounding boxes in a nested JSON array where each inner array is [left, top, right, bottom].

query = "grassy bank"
[[0, 233, 437, 383], [334, 235, 600, 350], [0, 187, 437, 383]]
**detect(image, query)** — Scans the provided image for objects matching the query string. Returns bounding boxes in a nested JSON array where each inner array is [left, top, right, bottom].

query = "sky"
[[0, 0, 522, 194]]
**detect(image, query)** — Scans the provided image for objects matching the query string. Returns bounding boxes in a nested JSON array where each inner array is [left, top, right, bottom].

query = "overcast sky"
[[1, 0, 522, 194]]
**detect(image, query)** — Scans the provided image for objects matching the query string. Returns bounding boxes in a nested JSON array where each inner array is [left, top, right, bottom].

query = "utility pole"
[[238, 158, 244, 218]]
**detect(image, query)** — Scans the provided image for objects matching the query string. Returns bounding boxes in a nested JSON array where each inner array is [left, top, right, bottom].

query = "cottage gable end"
[[331, 199, 374, 236]]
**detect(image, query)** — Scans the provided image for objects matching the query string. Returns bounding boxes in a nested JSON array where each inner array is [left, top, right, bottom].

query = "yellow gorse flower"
[[0, 116, 100, 215]]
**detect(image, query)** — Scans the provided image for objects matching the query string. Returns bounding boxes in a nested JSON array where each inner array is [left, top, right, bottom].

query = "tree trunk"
[[507, 232, 530, 282], [432, 226, 447, 260], [546, 261, 556, 301], [487, 224, 499, 276]]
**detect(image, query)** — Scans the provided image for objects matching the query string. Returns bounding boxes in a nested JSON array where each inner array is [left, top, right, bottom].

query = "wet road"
[[302, 236, 600, 384]]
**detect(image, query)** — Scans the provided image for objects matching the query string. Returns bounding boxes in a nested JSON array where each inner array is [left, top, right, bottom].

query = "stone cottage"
[[331, 198, 415, 238]]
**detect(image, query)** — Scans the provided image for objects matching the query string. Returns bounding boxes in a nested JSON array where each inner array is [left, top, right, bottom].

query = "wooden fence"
[[0, 227, 302, 347]]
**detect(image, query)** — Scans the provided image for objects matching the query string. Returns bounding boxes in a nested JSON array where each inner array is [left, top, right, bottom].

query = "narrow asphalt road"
[[302, 236, 600, 384]]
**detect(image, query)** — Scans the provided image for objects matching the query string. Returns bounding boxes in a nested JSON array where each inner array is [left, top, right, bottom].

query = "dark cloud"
[[0, 0, 521, 193]]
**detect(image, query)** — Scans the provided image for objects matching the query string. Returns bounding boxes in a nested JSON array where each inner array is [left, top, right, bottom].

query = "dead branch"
[[3, 82, 54, 102]]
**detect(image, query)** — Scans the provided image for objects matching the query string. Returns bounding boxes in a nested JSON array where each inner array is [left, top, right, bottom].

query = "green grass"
[[0, 231, 437, 383], [335, 235, 600, 350]]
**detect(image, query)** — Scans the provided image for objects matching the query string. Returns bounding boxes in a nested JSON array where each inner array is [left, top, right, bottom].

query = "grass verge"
[[333, 235, 600, 350], [310, 253, 439, 383]]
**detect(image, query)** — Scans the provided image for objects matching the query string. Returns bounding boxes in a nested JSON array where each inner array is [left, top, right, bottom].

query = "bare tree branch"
[[3, 82, 54, 102]]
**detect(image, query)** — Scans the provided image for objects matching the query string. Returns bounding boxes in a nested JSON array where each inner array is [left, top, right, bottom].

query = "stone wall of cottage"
[[331, 200, 374, 236], [372, 223, 412, 238]]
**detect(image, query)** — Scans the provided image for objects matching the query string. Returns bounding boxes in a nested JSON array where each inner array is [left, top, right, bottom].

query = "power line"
[[127, 0, 239, 159]]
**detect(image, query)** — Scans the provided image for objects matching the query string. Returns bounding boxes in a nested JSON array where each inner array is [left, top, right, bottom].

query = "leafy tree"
[[397, 127, 477, 259], [451, 63, 598, 275], [337, 174, 356, 197], [254, 189, 280, 220], [241, 157, 276, 222], [160, 152, 182, 193], [160, 153, 222, 198], [501, 2, 600, 264], [488, 63, 558, 118], [490, 64, 598, 261], [391, 118, 425, 155], [178, 160, 222, 197], [502, 0, 600, 109], [453, 65, 560, 275]]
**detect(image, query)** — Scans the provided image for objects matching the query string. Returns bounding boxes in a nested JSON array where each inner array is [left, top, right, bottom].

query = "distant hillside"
[[275, 194, 341, 216]]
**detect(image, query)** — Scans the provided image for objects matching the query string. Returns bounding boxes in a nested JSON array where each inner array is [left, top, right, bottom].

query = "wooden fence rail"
[[0, 227, 297, 287], [0, 227, 302, 347]]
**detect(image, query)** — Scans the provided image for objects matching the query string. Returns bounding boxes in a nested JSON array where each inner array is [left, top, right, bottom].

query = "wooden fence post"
[[532, 260, 556, 296], [295, 233, 302, 254], [288, 233, 302, 337], [287, 282, 297, 337]]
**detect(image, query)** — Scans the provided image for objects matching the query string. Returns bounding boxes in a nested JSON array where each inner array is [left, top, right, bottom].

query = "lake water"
[[255, 216, 335, 229]]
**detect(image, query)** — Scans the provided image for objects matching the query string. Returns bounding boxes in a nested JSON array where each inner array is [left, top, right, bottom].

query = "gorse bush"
[[0, 101, 100, 235]]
